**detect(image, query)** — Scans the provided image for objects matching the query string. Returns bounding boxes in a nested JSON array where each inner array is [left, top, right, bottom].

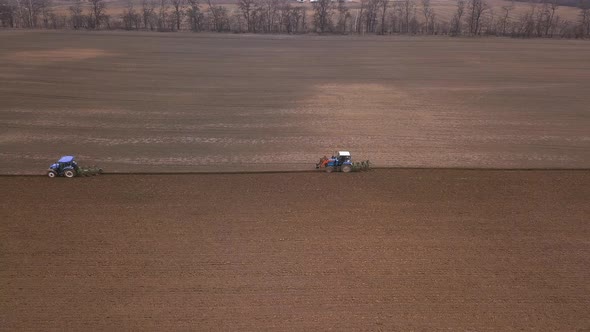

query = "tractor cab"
[[324, 151, 353, 173], [335, 151, 351, 165], [48, 155, 79, 178]]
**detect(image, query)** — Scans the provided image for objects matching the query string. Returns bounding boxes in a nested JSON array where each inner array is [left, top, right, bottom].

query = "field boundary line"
[[1, 167, 590, 177]]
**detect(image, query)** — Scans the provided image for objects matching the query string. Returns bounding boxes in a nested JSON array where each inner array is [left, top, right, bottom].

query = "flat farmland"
[[1, 170, 589, 329], [1, 31, 590, 173]]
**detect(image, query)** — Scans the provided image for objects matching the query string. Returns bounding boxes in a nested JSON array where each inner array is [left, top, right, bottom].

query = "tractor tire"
[[325, 166, 334, 173], [47, 171, 57, 178], [342, 165, 352, 173], [64, 169, 76, 178]]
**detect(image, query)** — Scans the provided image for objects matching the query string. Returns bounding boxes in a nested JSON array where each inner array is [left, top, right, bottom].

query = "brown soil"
[[1, 31, 589, 174], [5, 48, 115, 64], [1, 170, 589, 330]]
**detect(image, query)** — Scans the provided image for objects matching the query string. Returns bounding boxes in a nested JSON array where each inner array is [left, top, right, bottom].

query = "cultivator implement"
[[351, 160, 371, 172], [77, 166, 103, 177]]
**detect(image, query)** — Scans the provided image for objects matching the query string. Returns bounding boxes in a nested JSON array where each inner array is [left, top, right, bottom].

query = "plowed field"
[[1, 170, 589, 330], [1, 31, 590, 173]]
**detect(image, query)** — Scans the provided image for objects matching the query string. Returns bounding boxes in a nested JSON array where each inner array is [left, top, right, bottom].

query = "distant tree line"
[[1, 0, 589, 38]]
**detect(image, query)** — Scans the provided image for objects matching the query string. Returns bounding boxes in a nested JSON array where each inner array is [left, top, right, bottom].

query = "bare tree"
[[238, 0, 257, 32], [207, 0, 229, 31], [68, 0, 84, 29], [421, 0, 433, 33], [141, 0, 155, 29], [361, 0, 378, 33], [13, 0, 30, 27], [89, 0, 106, 28], [451, 0, 465, 35], [535, 2, 545, 36], [259, 0, 278, 32], [170, 0, 185, 30], [379, 0, 388, 34], [336, 0, 350, 34], [0, 0, 18, 27], [312, 0, 335, 33], [536, 0, 558, 36], [122, 0, 141, 29], [47, 12, 66, 28], [516, 2, 536, 38], [206, 0, 218, 30], [467, 0, 487, 35], [275, 0, 288, 33], [279, 2, 292, 33], [14, 0, 51, 27], [499, 2, 513, 35], [295, 5, 306, 33], [355, 0, 365, 33], [578, 0, 589, 37], [548, 0, 559, 36], [400, 0, 415, 33], [186, 0, 203, 31], [40, 0, 52, 28], [157, 0, 169, 30], [387, 1, 398, 33]]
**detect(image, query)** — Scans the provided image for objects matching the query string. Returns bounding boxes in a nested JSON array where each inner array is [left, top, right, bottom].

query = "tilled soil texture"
[[1, 31, 590, 174], [1, 170, 589, 330]]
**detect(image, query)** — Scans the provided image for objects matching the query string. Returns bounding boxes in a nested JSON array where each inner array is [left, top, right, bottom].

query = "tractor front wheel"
[[64, 170, 76, 178], [342, 165, 352, 173], [325, 166, 334, 173], [47, 171, 57, 178]]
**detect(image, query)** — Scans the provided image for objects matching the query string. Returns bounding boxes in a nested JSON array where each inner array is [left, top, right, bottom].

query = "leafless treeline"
[[1, 0, 589, 38]]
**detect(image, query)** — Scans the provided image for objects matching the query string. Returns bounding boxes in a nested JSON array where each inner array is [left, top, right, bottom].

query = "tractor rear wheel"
[[325, 166, 334, 173], [342, 165, 352, 173], [47, 171, 57, 178], [64, 170, 76, 178]]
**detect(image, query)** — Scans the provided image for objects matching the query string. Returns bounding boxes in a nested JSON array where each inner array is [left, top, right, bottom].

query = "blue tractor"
[[47, 156, 79, 178], [316, 151, 353, 173]]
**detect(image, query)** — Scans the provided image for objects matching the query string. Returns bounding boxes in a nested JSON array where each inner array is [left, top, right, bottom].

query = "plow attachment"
[[77, 166, 103, 177], [351, 160, 371, 172]]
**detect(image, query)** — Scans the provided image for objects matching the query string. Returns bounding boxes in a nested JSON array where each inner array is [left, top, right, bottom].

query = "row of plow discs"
[[351, 160, 372, 172], [78, 166, 103, 177]]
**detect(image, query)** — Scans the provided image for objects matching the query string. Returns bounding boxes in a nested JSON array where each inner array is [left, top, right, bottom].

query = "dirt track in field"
[[1, 31, 590, 174], [1, 170, 589, 330]]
